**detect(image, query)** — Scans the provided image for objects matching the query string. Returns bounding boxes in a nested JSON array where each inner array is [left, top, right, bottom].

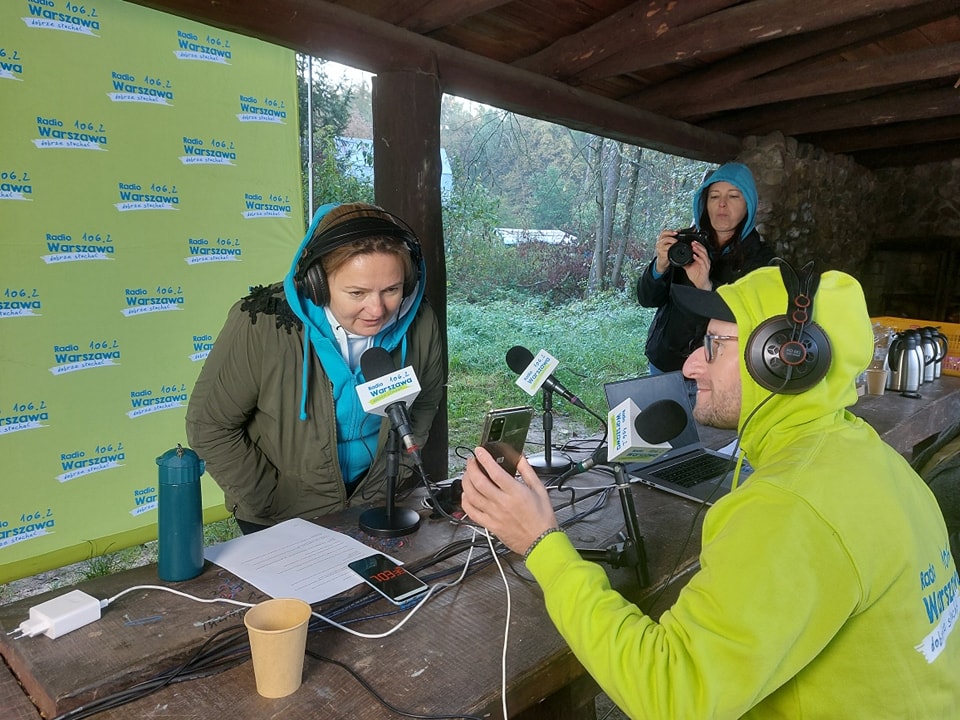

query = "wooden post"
[[372, 69, 449, 484]]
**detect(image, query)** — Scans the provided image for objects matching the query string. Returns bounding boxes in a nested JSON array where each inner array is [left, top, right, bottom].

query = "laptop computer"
[[603, 371, 751, 504]]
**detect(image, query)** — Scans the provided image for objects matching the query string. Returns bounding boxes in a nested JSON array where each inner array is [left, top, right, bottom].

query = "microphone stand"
[[359, 428, 421, 538], [576, 462, 650, 588], [527, 387, 573, 476]]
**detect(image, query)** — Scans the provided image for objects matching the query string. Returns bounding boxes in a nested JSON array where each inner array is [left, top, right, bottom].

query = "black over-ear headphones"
[[744, 259, 832, 394], [294, 208, 423, 306]]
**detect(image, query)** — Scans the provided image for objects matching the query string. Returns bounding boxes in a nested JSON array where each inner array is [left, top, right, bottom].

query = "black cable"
[[50, 624, 251, 720], [50, 616, 485, 720], [440, 442, 613, 533], [409, 458, 488, 531], [551, 473, 616, 522], [307, 649, 484, 720], [561, 486, 613, 526], [52, 571, 493, 719], [307, 539, 515, 638]]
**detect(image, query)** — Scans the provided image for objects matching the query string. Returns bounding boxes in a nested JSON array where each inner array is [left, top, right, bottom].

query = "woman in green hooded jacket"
[[186, 203, 444, 534]]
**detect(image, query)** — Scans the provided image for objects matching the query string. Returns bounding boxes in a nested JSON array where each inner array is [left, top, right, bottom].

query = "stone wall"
[[737, 132, 877, 273], [737, 132, 960, 319], [874, 160, 960, 234], [868, 162, 960, 320]]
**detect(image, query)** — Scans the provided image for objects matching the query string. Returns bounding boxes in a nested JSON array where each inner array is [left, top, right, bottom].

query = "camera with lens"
[[667, 227, 710, 267]]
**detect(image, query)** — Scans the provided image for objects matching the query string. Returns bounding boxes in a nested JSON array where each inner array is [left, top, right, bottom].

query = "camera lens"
[[668, 242, 694, 267]]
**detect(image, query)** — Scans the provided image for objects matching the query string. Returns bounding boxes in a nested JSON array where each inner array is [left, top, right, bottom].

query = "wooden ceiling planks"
[[126, 0, 960, 168]]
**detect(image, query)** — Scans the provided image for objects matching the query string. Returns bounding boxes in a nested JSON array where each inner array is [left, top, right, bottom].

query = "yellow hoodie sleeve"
[[526, 483, 861, 720]]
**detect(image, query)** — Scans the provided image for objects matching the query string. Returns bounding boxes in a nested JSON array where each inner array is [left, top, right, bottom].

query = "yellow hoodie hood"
[[713, 265, 874, 464]]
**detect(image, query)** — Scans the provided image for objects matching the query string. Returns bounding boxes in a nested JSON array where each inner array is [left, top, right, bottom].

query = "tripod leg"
[[613, 463, 649, 587]]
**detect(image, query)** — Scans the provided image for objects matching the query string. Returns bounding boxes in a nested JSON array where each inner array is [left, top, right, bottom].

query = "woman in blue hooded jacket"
[[638, 162, 774, 373], [185, 203, 445, 534]]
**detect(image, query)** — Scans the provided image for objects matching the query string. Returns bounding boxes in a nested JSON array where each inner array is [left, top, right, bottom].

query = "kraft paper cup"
[[244, 598, 312, 698], [865, 368, 887, 395]]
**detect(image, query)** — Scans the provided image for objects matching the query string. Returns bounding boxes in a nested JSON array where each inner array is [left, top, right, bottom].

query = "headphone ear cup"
[[745, 316, 832, 394], [301, 263, 328, 306], [294, 211, 422, 306]]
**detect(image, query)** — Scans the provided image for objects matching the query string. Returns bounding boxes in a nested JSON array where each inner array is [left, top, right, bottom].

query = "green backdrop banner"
[[0, 0, 304, 583]]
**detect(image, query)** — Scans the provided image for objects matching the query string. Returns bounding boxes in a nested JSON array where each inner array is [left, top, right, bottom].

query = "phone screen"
[[347, 553, 428, 605]]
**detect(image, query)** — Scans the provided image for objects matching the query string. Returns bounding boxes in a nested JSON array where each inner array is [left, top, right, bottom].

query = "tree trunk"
[[611, 145, 642, 289], [594, 141, 622, 293], [587, 136, 606, 294]]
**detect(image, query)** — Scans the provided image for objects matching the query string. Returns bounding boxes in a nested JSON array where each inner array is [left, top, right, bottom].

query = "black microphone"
[[359, 347, 423, 466], [566, 400, 686, 478], [634, 399, 688, 445], [505, 345, 588, 410]]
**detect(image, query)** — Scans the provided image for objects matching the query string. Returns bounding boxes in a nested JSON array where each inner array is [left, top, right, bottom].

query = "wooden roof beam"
[[626, 0, 959, 113], [672, 42, 960, 118], [512, 0, 738, 80], [364, 0, 514, 35], [729, 87, 960, 137], [577, 0, 933, 82], [125, 0, 740, 161], [808, 117, 960, 154], [851, 139, 960, 169]]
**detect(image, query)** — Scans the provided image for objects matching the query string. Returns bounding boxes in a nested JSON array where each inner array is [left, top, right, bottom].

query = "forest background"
[[301, 58, 714, 462]]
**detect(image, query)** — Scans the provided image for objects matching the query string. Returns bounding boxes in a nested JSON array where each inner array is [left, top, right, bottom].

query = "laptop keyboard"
[[649, 453, 735, 488]]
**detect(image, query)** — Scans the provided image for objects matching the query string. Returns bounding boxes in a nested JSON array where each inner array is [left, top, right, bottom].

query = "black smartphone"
[[479, 405, 534, 476], [481, 440, 523, 477], [347, 553, 429, 606]]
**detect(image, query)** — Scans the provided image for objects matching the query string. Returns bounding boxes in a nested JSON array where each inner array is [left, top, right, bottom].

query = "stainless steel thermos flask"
[[886, 330, 922, 397], [156, 444, 205, 581]]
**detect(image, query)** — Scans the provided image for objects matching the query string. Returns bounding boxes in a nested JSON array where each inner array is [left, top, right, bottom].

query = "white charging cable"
[[9, 542, 481, 642]]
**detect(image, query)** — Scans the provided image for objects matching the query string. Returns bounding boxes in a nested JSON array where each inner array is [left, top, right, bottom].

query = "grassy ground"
[[447, 292, 653, 459]]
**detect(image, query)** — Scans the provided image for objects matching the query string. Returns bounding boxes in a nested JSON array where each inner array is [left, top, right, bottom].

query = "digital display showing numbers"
[[348, 553, 428, 605]]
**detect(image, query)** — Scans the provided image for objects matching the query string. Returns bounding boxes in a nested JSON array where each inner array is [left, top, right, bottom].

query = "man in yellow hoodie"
[[462, 263, 960, 719]]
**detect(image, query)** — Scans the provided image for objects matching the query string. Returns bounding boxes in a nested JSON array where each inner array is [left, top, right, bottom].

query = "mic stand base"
[[358, 428, 421, 538], [359, 506, 421, 538], [527, 451, 573, 477]]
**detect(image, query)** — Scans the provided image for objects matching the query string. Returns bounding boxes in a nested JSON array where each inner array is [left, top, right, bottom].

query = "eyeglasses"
[[703, 334, 738, 363]]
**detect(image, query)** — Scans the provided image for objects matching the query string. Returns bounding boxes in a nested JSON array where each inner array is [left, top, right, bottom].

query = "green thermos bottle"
[[156, 444, 205, 581]]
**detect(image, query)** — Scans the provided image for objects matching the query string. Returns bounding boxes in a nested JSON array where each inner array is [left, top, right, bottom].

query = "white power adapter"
[[16, 589, 103, 639]]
